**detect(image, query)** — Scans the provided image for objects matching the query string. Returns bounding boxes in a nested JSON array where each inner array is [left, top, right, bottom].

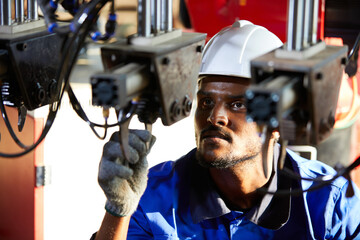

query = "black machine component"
[[92, 31, 205, 126], [245, 0, 352, 180], [90, 31, 205, 160], [0, 0, 113, 157], [0, 0, 206, 159], [0, 29, 64, 111], [89, 0, 206, 128], [324, 0, 360, 52], [247, 45, 347, 145], [0, 0, 359, 198], [345, 33, 360, 78]]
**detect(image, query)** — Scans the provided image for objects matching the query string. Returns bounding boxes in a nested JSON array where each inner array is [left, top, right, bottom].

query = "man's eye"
[[200, 98, 213, 108], [231, 101, 246, 110]]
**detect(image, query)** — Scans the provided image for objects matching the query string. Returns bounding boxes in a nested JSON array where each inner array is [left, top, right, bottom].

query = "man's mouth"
[[200, 130, 231, 142]]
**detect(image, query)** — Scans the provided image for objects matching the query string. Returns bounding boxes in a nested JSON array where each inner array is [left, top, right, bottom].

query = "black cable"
[[348, 33, 360, 62], [60, 0, 80, 15], [0, 0, 110, 158], [280, 166, 345, 183], [56, 0, 112, 134], [60, 0, 136, 138], [117, 100, 138, 124], [67, 84, 138, 137], [67, 85, 108, 139], [349, 222, 360, 240], [260, 32, 360, 195], [345, 32, 360, 77], [52, 0, 118, 140], [0, 99, 60, 158], [89, 0, 116, 41], [0, 97, 30, 149], [257, 155, 360, 196]]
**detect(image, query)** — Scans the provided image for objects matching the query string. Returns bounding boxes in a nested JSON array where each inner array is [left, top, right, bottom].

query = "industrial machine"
[[1, 0, 359, 172], [245, 0, 348, 178], [0, 0, 206, 159], [0, 1, 205, 238], [0, 0, 359, 238], [244, 0, 360, 188]]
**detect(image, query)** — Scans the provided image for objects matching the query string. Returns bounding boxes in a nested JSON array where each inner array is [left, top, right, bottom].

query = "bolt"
[[196, 45, 203, 53], [246, 115, 254, 123], [328, 112, 335, 128], [257, 69, 264, 77], [270, 93, 280, 102], [182, 95, 192, 116], [36, 83, 45, 105], [269, 117, 279, 128], [91, 78, 97, 85], [267, 61, 275, 67], [17, 43, 28, 51], [170, 100, 181, 121], [316, 72, 323, 80], [245, 90, 254, 100], [341, 57, 347, 65], [162, 57, 170, 65], [319, 118, 329, 134], [48, 79, 58, 99]]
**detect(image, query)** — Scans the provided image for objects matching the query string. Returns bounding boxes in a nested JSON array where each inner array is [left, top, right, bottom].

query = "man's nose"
[[207, 104, 229, 127]]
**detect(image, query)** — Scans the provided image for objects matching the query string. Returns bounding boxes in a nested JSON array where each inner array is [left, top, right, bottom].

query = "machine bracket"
[[35, 165, 51, 187]]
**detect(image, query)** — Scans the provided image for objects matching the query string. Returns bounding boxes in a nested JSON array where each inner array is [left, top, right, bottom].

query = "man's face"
[[194, 75, 262, 168]]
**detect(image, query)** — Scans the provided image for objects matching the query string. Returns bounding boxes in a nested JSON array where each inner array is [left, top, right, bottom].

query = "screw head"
[[316, 72, 323, 80], [270, 93, 280, 102], [182, 95, 192, 116], [170, 100, 181, 121], [35, 83, 45, 105], [162, 57, 170, 65], [246, 115, 254, 123], [269, 117, 279, 128], [245, 90, 254, 100], [17, 43, 28, 51]]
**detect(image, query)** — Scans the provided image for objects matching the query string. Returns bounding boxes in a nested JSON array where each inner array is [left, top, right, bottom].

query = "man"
[[93, 21, 360, 239]]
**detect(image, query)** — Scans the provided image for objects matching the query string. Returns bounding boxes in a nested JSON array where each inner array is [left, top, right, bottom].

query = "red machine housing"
[[185, 0, 325, 42]]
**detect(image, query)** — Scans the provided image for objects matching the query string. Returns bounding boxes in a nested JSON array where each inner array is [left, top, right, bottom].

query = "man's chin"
[[195, 148, 259, 169], [196, 145, 223, 161], [195, 149, 233, 169]]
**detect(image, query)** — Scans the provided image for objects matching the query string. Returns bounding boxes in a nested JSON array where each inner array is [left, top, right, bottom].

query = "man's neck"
[[209, 152, 273, 210]]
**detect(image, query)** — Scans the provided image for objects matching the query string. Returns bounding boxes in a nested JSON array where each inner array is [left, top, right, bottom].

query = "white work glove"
[[98, 129, 155, 217]]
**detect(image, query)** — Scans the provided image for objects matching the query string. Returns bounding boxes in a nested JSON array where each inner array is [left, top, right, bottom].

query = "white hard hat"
[[199, 20, 283, 78]]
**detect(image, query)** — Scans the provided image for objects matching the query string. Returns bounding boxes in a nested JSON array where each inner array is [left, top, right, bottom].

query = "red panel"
[[186, 0, 234, 39], [186, 0, 288, 42], [319, 0, 325, 40], [0, 106, 44, 240], [232, 0, 288, 42], [186, 0, 326, 43], [34, 118, 44, 240]]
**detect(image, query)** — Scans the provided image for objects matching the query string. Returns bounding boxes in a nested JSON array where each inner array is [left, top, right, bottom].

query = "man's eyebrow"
[[196, 90, 211, 96], [197, 90, 245, 98], [197, 90, 245, 99], [228, 94, 246, 100]]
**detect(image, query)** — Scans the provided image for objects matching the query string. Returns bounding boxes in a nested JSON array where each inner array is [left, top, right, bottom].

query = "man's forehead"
[[196, 75, 250, 97], [198, 75, 251, 85]]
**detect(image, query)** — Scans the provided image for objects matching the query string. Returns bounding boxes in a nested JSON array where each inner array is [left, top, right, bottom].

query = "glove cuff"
[[105, 200, 137, 217]]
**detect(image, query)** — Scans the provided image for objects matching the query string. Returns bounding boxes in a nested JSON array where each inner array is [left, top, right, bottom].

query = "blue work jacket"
[[128, 148, 360, 239]]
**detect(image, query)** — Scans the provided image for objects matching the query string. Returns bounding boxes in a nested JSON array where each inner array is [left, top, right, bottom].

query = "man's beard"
[[195, 149, 260, 169]]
